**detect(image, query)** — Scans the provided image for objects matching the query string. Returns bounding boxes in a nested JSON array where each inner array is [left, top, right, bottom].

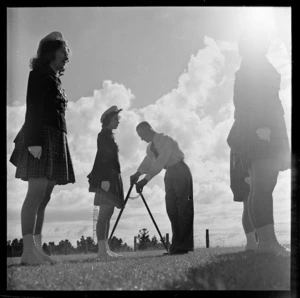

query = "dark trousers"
[[164, 161, 194, 252]]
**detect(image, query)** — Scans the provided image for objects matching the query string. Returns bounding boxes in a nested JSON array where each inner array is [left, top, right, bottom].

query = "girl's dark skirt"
[[88, 171, 124, 209], [227, 115, 290, 202], [10, 125, 75, 185]]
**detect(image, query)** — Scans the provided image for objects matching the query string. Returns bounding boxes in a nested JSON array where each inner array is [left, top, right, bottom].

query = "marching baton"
[[139, 192, 169, 252], [109, 183, 134, 243]]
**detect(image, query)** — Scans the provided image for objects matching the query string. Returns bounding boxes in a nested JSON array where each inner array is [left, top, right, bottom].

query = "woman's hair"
[[30, 39, 71, 76], [238, 28, 270, 58], [102, 111, 119, 128]]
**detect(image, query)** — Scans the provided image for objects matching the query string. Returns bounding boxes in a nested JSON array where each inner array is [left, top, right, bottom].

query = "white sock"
[[34, 234, 56, 263], [21, 234, 45, 265]]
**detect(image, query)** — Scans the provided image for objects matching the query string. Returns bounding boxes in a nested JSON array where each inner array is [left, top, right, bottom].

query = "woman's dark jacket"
[[228, 56, 285, 156], [87, 128, 121, 191], [22, 66, 68, 146]]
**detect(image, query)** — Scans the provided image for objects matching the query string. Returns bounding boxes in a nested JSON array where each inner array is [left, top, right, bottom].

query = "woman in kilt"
[[227, 28, 290, 255], [10, 32, 75, 265], [87, 106, 124, 258]]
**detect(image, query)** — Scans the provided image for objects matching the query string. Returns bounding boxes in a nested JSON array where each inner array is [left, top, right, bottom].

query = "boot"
[[34, 234, 56, 264], [97, 240, 109, 258], [20, 234, 46, 265], [245, 231, 257, 251], [105, 240, 122, 257], [256, 224, 290, 256]]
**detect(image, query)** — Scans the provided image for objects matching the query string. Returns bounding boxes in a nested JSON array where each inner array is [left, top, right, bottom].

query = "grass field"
[[7, 247, 291, 291]]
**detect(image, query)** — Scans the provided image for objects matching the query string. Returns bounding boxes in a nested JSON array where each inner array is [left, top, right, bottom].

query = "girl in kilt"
[[227, 28, 290, 256], [10, 32, 75, 265], [87, 106, 124, 258]]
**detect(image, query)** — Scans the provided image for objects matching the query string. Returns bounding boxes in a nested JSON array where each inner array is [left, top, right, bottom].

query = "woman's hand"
[[101, 181, 110, 192], [28, 146, 42, 159], [244, 176, 251, 186], [256, 127, 271, 142]]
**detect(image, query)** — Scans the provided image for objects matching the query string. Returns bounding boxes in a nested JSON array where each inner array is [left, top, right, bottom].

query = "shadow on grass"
[[164, 251, 290, 290]]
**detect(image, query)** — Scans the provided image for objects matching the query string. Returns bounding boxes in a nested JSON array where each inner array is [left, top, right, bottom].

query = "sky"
[[7, 7, 291, 248]]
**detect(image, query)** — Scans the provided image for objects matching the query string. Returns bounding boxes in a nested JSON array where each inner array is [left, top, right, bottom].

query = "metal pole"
[[109, 183, 134, 243], [139, 192, 168, 252], [134, 236, 137, 251], [166, 233, 169, 250], [206, 229, 209, 248]]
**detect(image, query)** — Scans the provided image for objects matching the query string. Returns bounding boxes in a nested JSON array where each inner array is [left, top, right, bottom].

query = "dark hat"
[[37, 31, 65, 57], [100, 105, 122, 123]]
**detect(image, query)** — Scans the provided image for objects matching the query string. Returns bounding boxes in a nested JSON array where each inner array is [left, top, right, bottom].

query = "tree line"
[[7, 228, 167, 257]]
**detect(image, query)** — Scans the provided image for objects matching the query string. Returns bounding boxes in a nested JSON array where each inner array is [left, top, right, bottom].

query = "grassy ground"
[[7, 247, 290, 291]]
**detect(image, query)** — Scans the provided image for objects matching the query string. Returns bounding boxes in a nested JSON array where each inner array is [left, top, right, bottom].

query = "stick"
[[108, 183, 134, 243], [139, 192, 169, 252]]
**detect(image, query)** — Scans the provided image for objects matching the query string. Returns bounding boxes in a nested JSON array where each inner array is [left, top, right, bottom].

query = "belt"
[[165, 159, 184, 170]]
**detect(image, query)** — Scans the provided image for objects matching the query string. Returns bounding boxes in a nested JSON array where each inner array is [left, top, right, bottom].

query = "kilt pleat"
[[10, 125, 75, 185]]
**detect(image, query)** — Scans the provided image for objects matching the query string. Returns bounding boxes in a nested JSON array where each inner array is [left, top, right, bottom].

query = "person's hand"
[[101, 181, 110, 192], [28, 146, 42, 159], [130, 172, 140, 185], [256, 127, 271, 142], [136, 179, 148, 193], [244, 177, 251, 186]]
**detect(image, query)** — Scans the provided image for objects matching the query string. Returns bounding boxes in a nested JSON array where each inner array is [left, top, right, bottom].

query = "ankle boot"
[[256, 224, 290, 256], [20, 234, 46, 265], [34, 234, 56, 264]]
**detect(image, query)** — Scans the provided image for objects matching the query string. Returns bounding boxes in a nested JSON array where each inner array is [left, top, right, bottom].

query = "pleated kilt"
[[228, 117, 291, 171], [10, 125, 75, 185], [88, 171, 124, 209], [227, 116, 290, 202]]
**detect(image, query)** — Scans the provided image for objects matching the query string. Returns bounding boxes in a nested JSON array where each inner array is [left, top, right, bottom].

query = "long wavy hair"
[[30, 39, 71, 76]]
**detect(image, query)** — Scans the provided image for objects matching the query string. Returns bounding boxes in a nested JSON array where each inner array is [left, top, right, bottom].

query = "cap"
[[100, 105, 122, 123]]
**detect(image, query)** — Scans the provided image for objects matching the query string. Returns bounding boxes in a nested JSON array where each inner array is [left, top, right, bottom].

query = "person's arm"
[[95, 133, 114, 180], [137, 147, 155, 175], [24, 71, 47, 146], [144, 138, 172, 182]]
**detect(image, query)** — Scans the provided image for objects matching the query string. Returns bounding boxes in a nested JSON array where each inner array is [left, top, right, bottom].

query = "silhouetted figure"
[[10, 32, 75, 265], [87, 106, 124, 258], [227, 28, 290, 255], [131, 121, 194, 255]]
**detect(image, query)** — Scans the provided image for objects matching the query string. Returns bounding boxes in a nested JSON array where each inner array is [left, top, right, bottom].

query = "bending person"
[[131, 121, 194, 255], [87, 106, 124, 258], [227, 28, 290, 255], [10, 32, 75, 265]]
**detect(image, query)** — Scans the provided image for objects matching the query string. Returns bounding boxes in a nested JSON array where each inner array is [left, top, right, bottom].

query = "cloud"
[[7, 35, 291, 247]]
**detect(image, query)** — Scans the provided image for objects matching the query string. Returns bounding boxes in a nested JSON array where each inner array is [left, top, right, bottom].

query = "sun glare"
[[239, 7, 276, 35]]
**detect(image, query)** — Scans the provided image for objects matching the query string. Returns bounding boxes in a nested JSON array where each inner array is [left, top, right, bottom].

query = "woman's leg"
[[33, 180, 56, 263], [249, 158, 288, 254], [34, 180, 56, 235], [250, 158, 279, 228], [96, 202, 114, 257], [242, 175, 257, 251], [20, 178, 50, 265]]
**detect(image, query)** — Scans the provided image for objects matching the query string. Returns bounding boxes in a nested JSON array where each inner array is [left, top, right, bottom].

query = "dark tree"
[[137, 228, 151, 250]]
